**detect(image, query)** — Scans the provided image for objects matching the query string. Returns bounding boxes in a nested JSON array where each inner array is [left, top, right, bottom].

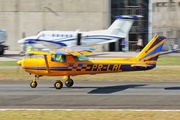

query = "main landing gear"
[[54, 76, 74, 89], [30, 75, 74, 90]]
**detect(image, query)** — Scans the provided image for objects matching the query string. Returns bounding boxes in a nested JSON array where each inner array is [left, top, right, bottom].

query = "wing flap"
[[63, 46, 97, 55]]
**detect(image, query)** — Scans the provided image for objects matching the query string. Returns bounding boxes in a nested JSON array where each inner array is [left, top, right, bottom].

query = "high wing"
[[28, 46, 97, 56]]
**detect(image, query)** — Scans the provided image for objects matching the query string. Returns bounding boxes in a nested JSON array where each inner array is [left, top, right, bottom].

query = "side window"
[[51, 55, 66, 62], [60, 55, 66, 62]]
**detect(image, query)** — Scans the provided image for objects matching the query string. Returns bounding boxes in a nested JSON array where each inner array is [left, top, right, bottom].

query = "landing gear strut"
[[54, 76, 74, 89], [30, 76, 38, 88]]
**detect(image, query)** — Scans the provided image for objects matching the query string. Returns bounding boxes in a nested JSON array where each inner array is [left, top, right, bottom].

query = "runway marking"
[[1, 109, 180, 111]]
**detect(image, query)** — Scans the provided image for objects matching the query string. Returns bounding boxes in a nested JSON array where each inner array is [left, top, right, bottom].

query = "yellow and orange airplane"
[[17, 35, 166, 89]]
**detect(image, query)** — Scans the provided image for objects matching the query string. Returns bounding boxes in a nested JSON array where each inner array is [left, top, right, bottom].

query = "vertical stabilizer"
[[108, 15, 142, 37], [136, 35, 166, 64]]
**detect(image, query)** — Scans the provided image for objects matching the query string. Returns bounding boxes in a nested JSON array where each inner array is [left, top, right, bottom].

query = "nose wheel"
[[30, 76, 38, 88], [30, 81, 37, 88]]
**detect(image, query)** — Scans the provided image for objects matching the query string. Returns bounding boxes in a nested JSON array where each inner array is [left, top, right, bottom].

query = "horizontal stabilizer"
[[131, 64, 152, 68]]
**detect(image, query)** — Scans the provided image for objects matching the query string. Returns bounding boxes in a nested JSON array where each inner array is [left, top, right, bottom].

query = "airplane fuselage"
[[18, 31, 121, 49], [20, 55, 155, 76]]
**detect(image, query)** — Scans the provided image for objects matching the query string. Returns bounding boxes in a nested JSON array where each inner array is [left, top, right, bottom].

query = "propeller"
[[16, 60, 22, 75]]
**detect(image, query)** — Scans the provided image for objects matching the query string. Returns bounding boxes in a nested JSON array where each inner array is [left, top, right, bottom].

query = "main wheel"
[[65, 79, 74, 87], [30, 81, 37, 88], [54, 81, 63, 89]]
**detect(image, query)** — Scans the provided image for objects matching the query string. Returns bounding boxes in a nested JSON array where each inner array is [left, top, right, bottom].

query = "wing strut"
[[44, 55, 50, 73]]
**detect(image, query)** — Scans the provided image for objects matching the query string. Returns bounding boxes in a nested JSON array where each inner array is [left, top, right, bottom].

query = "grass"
[[0, 67, 180, 81], [0, 61, 18, 66], [0, 110, 180, 120], [157, 57, 180, 66]]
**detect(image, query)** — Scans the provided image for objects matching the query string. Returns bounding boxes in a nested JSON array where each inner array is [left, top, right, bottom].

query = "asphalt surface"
[[1, 81, 180, 110]]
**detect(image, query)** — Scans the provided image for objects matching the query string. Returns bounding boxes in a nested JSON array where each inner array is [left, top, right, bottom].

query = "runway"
[[1, 81, 180, 110]]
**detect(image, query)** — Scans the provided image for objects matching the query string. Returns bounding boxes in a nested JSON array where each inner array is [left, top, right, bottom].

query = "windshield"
[[73, 55, 89, 61]]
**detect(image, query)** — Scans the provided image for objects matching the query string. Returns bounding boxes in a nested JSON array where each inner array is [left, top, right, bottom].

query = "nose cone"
[[17, 60, 22, 66], [17, 36, 38, 44]]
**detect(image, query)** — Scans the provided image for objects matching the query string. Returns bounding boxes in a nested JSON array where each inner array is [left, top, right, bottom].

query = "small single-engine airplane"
[[17, 35, 166, 89], [17, 15, 142, 53]]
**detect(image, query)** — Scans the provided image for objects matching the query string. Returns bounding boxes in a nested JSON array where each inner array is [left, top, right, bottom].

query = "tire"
[[30, 81, 37, 88], [65, 79, 74, 87], [54, 81, 63, 89]]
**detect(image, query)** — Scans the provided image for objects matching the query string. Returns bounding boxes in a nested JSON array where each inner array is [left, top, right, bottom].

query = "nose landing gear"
[[30, 76, 39, 88]]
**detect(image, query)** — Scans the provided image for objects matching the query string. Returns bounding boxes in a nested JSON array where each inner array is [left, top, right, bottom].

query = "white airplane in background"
[[18, 15, 142, 54]]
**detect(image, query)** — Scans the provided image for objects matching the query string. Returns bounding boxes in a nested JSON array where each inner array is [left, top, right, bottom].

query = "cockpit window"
[[51, 54, 66, 62], [73, 55, 89, 61]]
